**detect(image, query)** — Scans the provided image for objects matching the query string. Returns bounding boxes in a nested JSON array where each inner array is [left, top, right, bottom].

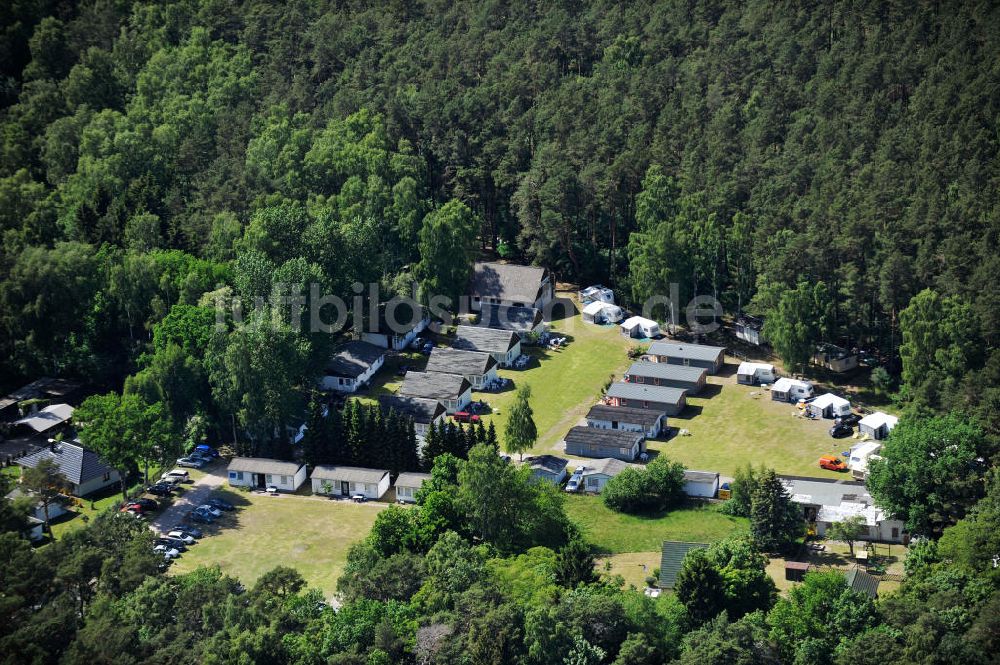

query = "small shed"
[[858, 412, 898, 440], [845, 568, 880, 599], [620, 316, 660, 339], [394, 472, 431, 503], [784, 561, 811, 582], [228, 457, 307, 492], [582, 300, 623, 324], [812, 343, 859, 373], [682, 470, 720, 498], [659, 541, 709, 588], [311, 465, 391, 499], [525, 455, 568, 484], [736, 362, 776, 385], [807, 393, 852, 419], [734, 315, 765, 346], [770, 377, 814, 402], [579, 458, 634, 493]]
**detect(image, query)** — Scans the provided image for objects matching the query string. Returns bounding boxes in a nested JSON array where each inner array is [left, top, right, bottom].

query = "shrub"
[[602, 456, 686, 514]]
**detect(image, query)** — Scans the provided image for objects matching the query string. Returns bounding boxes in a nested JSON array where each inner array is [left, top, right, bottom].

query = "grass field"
[[597, 551, 663, 589], [170, 492, 386, 597], [565, 494, 748, 554]]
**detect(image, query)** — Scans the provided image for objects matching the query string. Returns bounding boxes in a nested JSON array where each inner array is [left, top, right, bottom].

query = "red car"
[[818, 455, 847, 471], [452, 411, 481, 424]]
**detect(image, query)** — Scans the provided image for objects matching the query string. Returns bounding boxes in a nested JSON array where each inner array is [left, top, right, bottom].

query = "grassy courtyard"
[[170, 492, 385, 597]]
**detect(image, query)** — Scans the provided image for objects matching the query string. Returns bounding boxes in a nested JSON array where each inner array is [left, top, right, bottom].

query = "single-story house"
[[311, 465, 391, 499], [17, 440, 120, 497], [321, 341, 386, 393], [11, 403, 74, 435], [858, 412, 899, 440], [470, 261, 553, 310], [845, 568, 880, 599], [807, 393, 852, 419], [425, 347, 499, 390], [228, 457, 307, 492], [394, 472, 431, 503], [452, 325, 521, 367], [770, 377, 814, 402], [605, 383, 687, 416], [659, 541, 709, 588], [624, 361, 708, 394], [733, 315, 765, 346], [647, 342, 726, 374], [5, 487, 68, 525], [848, 441, 882, 481], [579, 285, 615, 304], [736, 362, 776, 385], [620, 316, 660, 339], [399, 372, 472, 414], [582, 300, 623, 324], [683, 470, 720, 498], [360, 301, 430, 350], [585, 404, 666, 438], [781, 476, 906, 544], [563, 425, 645, 461], [579, 457, 634, 493], [0, 377, 81, 423], [524, 455, 568, 484], [378, 395, 446, 439], [812, 343, 859, 373], [475, 303, 546, 337]]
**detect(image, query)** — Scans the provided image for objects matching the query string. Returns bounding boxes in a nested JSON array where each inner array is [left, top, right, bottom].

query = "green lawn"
[[170, 491, 386, 597], [565, 494, 748, 554]]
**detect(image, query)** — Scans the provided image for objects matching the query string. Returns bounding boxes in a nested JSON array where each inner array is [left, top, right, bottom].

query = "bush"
[[602, 456, 686, 514], [627, 344, 649, 359]]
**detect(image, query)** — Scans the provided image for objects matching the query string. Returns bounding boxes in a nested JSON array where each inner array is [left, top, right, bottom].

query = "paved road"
[[149, 463, 227, 534]]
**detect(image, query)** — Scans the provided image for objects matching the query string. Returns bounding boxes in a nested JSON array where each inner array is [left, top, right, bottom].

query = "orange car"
[[819, 455, 847, 471]]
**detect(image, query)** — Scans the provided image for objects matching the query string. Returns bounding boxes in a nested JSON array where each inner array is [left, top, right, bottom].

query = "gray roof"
[[647, 342, 726, 362], [13, 404, 74, 433], [659, 541, 709, 588], [325, 341, 386, 378], [17, 440, 115, 486], [564, 426, 644, 448], [585, 404, 665, 427], [312, 465, 389, 484], [395, 472, 432, 488], [378, 395, 445, 424], [0, 377, 81, 412], [470, 262, 547, 304], [683, 470, 720, 484], [780, 475, 872, 508], [425, 348, 498, 377], [400, 372, 471, 401], [228, 457, 303, 475], [364, 301, 428, 335], [476, 303, 543, 333], [845, 568, 880, 599], [625, 362, 707, 383], [606, 383, 687, 405], [525, 455, 568, 475], [452, 326, 519, 354], [580, 457, 633, 478]]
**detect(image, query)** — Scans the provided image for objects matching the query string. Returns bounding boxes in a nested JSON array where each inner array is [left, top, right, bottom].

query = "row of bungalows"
[[647, 342, 726, 374], [475, 303, 545, 338], [452, 325, 521, 367], [424, 347, 499, 390], [399, 371, 472, 414], [564, 425, 645, 462], [624, 361, 707, 394], [605, 383, 687, 416], [377, 395, 446, 438], [585, 404, 666, 438]]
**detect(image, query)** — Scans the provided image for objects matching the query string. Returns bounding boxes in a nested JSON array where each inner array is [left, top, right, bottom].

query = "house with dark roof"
[[647, 342, 726, 374], [378, 395, 446, 439], [812, 343, 859, 373], [470, 261, 553, 310], [845, 568, 880, 599], [585, 404, 667, 438], [0, 377, 81, 423], [475, 303, 545, 337], [425, 347, 499, 389], [682, 470, 720, 498], [227, 457, 307, 492], [564, 426, 645, 461], [659, 541, 709, 588], [399, 372, 472, 414], [321, 341, 386, 393], [524, 455, 568, 484], [17, 440, 120, 497], [360, 301, 430, 350], [605, 383, 687, 416], [624, 362, 708, 394], [311, 465, 390, 499], [579, 457, 636, 493], [394, 472, 432, 503], [452, 325, 521, 366]]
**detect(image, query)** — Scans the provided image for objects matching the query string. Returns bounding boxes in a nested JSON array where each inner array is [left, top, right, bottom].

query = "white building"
[[620, 316, 660, 339], [394, 472, 431, 503], [736, 362, 776, 385], [227, 457, 307, 492], [311, 466, 391, 500], [848, 441, 883, 480], [807, 393, 852, 419], [582, 300, 624, 324], [321, 341, 386, 393], [579, 458, 635, 493], [782, 476, 907, 544], [683, 470, 720, 498], [859, 412, 899, 440]]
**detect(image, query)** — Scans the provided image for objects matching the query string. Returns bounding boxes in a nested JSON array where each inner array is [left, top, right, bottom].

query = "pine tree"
[[750, 469, 802, 552], [402, 418, 420, 472], [475, 420, 487, 448], [301, 398, 326, 468], [327, 404, 345, 465], [504, 384, 537, 460], [486, 420, 499, 452], [422, 421, 445, 470], [674, 549, 726, 627]]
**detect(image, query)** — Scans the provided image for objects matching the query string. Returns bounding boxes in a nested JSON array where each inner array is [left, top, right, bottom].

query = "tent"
[[582, 300, 623, 324]]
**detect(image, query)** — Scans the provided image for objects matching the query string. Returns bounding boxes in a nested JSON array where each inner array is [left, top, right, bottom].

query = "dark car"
[[207, 497, 234, 511], [157, 537, 188, 552], [146, 484, 174, 497], [195, 444, 219, 458], [835, 413, 862, 427], [171, 524, 203, 539], [829, 423, 854, 438], [188, 510, 215, 524], [130, 497, 158, 511]]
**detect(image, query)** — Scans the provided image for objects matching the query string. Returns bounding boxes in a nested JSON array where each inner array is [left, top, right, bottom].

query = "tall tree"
[[749, 469, 801, 552], [764, 281, 832, 373], [415, 199, 479, 307], [504, 384, 537, 461], [20, 457, 68, 531], [675, 549, 726, 628]]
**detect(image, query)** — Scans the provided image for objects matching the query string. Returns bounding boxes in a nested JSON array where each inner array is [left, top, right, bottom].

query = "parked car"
[[188, 510, 214, 524], [452, 411, 480, 424], [189, 451, 214, 463], [129, 497, 158, 512], [146, 484, 174, 497], [119, 504, 143, 517], [818, 455, 848, 471], [161, 469, 190, 483], [154, 545, 180, 559], [194, 444, 219, 458], [171, 524, 203, 539], [835, 413, 862, 427], [197, 504, 223, 518], [157, 537, 188, 552], [564, 476, 582, 493], [829, 423, 854, 438], [206, 497, 234, 511], [176, 456, 207, 469], [166, 530, 196, 545]]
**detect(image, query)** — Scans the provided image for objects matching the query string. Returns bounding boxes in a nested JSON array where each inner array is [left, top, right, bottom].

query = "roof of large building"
[[0, 377, 81, 412], [564, 425, 644, 448], [659, 541, 709, 588], [13, 403, 74, 433], [18, 440, 115, 486], [647, 342, 726, 362], [470, 261, 548, 304], [395, 472, 432, 488], [475, 303, 543, 333], [525, 455, 568, 475], [625, 362, 707, 383], [324, 341, 386, 378], [683, 470, 720, 484], [585, 404, 666, 427], [845, 568, 880, 599], [363, 301, 428, 335], [579, 457, 634, 478], [378, 395, 445, 424], [311, 465, 389, 483], [452, 325, 519, 354], [425, 347, 498, 377], [606, 382, 687, 405], [228, 457, 303, 475], [400, 372, 471, 401]]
